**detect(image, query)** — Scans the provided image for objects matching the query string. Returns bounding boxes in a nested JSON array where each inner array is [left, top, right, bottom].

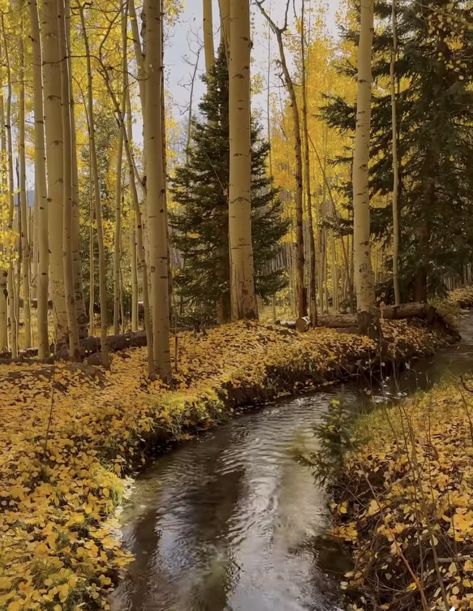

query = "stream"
[[111, 313, 473, 611]]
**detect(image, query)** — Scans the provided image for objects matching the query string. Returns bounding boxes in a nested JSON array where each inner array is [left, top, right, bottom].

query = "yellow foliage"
[[0, 319, 447, 608]]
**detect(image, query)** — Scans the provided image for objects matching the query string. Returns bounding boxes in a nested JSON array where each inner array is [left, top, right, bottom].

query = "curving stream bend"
[[111, 314, 473, 611]]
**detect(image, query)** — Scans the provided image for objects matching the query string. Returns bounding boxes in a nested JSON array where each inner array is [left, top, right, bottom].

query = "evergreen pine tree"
[[324, 0, 473, 301], [171, 47, 289, 322]]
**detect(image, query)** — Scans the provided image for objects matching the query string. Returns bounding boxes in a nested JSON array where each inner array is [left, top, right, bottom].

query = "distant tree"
[[324, 0, 473, 301], [171, 48, 289, 323]]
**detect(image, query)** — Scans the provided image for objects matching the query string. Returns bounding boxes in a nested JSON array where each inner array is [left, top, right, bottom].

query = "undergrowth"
[[0, 319, 451, 609], [329, 381, 473, 610]]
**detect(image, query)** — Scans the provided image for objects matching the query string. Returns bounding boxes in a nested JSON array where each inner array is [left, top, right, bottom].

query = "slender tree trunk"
[[88, 179, 95, 337], [300, 0, 317, 326], [228, 0, 258, 320], [128, 0, 145, 111], [58, 0, 80, 359], [203, 0, 215, 74], [217, 0, 230, 55], [97, 52, 154, 372], [30, 0, 50, 357], [40, 0, 69, 348], [130, 224, 139, 332], [390, 0, 400, 306], [143, 0, 171, 379], [66, 0, 87, 339], [257, 2, 306, 319], [113, 9, 128, 336], [79, 5, 109, 364], [2, 18, 18, 358], [352, 0, 376, 333], [18, 31, 32, 348]]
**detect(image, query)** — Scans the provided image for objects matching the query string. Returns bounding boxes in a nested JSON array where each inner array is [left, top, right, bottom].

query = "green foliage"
[[323, 0, 473, 300], [170, 47, 289, 323], [298, 399, 355, 484]]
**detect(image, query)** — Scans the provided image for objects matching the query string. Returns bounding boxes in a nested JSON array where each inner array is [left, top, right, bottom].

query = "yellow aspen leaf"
[[0, 577, 11, 590], [57, 583, 69, 603]]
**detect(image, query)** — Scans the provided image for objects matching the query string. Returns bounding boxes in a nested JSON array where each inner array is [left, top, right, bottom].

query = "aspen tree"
[[228, 0, 258, 320], [203, 0, 215, 74], [128, 0, 145, 110], [130, 225, 139, 332], [352, 0, 376, 332], [29, 0, 49, 358], [57, 0, 80, 358], [143, 0, 171, 379], [18, 27, 32, 347], [300, 0, 317, 326], [113, 9, 128, 336], [218, 0, 230, 55], [97, 51, 154, 373], [66, 0, 87, 339], [2, 16, 19, 357], [79, 4, 108, 364], [40, 0, 69, 348], [390, 0, 400, 306], [257, 0, 307, 319]]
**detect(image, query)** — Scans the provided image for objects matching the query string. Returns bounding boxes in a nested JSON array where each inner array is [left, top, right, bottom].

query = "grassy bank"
[[0, 319, 452, 609], [332, 381, 473, 611]]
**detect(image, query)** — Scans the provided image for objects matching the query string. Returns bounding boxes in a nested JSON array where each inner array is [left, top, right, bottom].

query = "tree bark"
[[40, 0, 69, 349], [228, 0, 258, 320], [352, 0, 376, 330], [143, 0, 172, 380], [18, 29, 32, 348], [257, 1, 307, 319], [203, 0, 215, 74], [79, 5, 109, 365], [57, 0, 80, 359], [390, 0, 400, 306], [300, 0, 317, 326]]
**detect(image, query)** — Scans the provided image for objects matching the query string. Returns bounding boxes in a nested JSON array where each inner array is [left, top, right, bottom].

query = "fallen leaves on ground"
[[333, 382, 473, 610], [0, 319, 449, 609]]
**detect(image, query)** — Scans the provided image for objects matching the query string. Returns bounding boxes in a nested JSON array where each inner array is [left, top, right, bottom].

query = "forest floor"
[[0, 314, 457, 610], [331, 286, 473, 611]]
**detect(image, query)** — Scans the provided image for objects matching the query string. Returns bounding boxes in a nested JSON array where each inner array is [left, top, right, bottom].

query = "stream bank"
[[109, 318, 461, 611], [330, 311, 473, 611], [0, 318, 456, 609]]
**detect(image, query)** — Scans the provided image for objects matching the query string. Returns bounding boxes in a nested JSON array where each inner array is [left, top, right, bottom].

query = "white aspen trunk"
[[18, 32, 32, 348], [57, 0, 80, 359], [143, 0, 171, 380], [217, 0, 230, 55], [128, 0, 145, 112], [3, 19, 19, 358], [390, 0, 400, 306], [40, 0, 69, 348], [113, 9, 127, 336], [66, 0, 87, 339], [30, 0, 49, 358], [352, 0, 376, 329], [79, 5, 109, 364], [228, 0, 258, 320], [300, 0, 317, 326], [203, 0, 215, 74]]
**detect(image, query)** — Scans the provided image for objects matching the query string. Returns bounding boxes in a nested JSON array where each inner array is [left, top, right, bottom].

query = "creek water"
[[111, 313, 473, 611]]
